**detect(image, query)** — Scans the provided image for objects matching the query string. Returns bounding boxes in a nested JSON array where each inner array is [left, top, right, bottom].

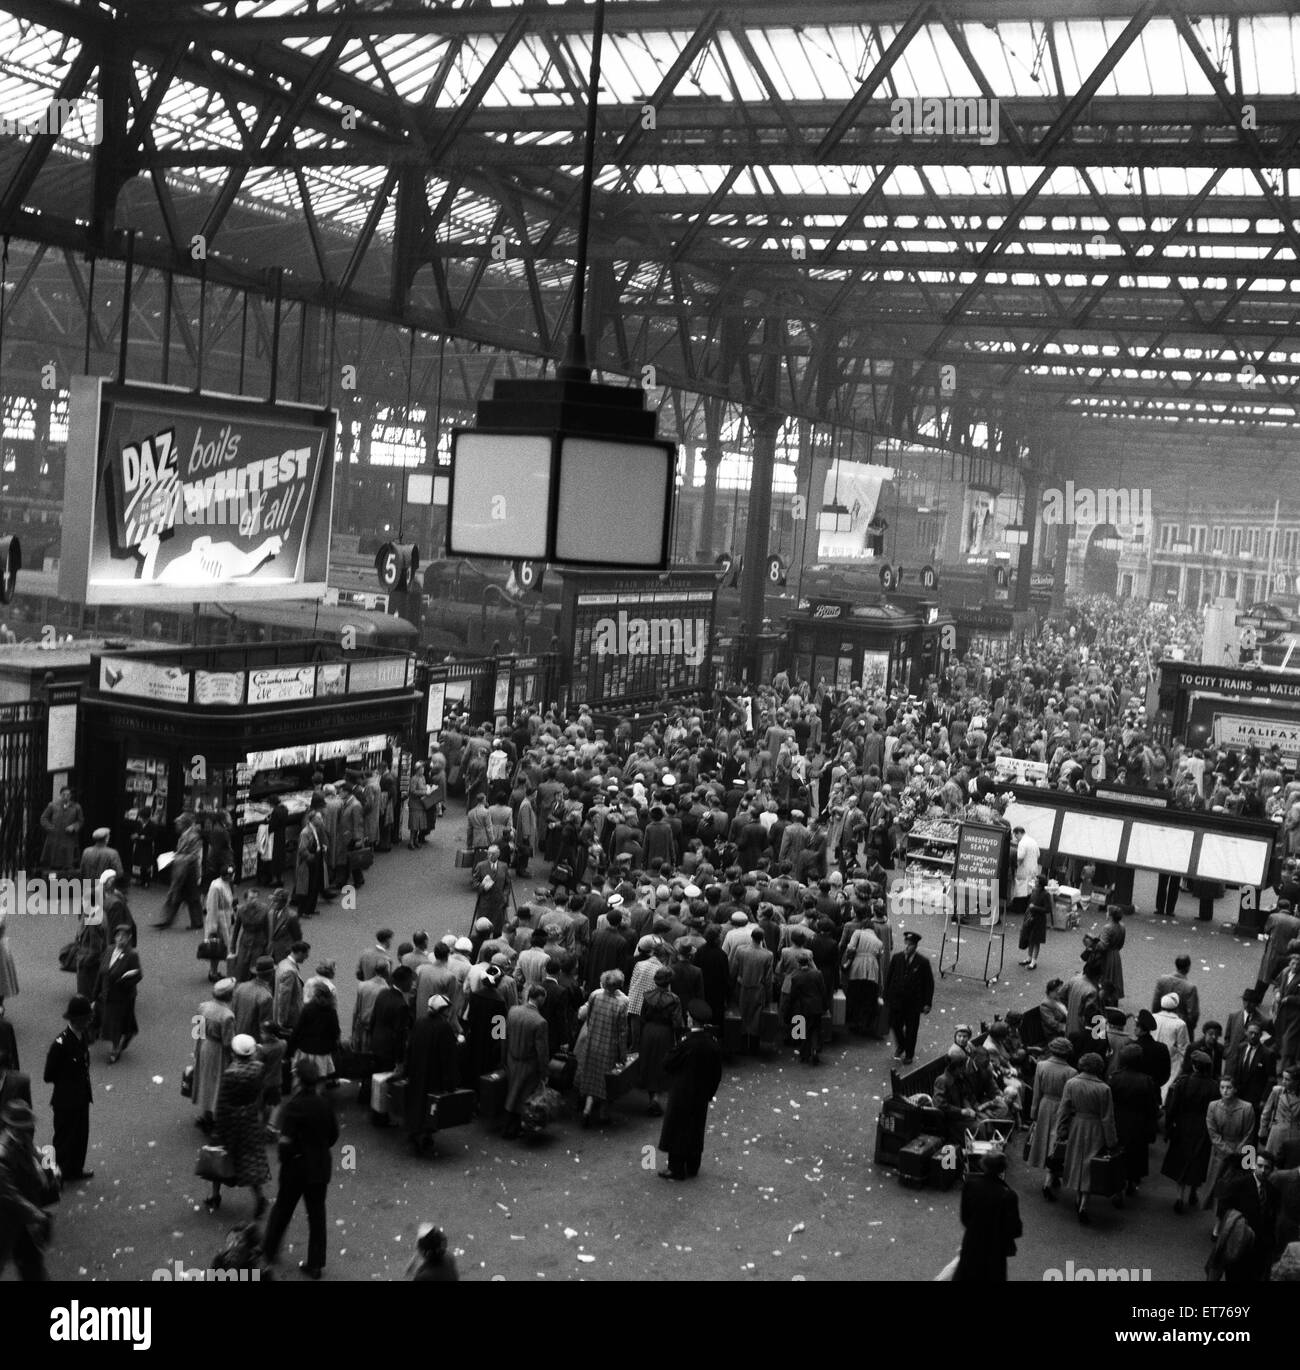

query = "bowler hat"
[[64, 994, 93, 1020]]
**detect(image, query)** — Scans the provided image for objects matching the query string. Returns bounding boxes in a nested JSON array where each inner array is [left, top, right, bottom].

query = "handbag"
[[57, 941, 79, 972], [196, 935, 227, 962], [351, 843, 374, 871], [180, 1064, 195, 1099], [195, 1144, 236, 1183]]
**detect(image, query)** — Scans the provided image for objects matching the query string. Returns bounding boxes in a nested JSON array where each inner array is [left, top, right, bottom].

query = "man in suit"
[[1230, 1021, 1277, 1127], [471, 846, 512, 938], [356, 929, 394, 983], [43, 995, 94, 1181], [260, 1058, 339, 1280], [1214, 1150, 1281, 1281], [502, 986, 550, 1140], [0, 1041, 30, 1110], [1271, 945, 1300, 1069], [886, 930, 934, 1066], [415, 943, 461, 1024], [274, 941, 310, 1036], [1225, 987, 1272, 1064], [586, 908, 631, 986], [1152, 954, 1200, 1036], [1257, 902, 1300, 997], [953, 1151, 1022, 1281], [657, 1000, 724, 1180]]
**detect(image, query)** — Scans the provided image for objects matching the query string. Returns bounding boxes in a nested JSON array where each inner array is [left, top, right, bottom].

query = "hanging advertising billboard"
[[59, 377, 336, 604], [815, 461, 893, 560], [960, 486, 1019, 557]]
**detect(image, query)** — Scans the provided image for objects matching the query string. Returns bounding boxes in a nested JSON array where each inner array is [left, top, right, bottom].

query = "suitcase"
[[605, 1053, 640, 1100], [1087, 1149, 1124, 1198], [874, 999, 890, 1039], [759, 1006, 781, 1049], [370, 1070, 396, 1114], [831, 989, 847, 1029], [928, 1144, 961, 1190], [478, 1069, 508, 1123], [723, 1011, 743, 1054], [387, 1076, 407, 1125], [898, 1133, 944, 1188], [426, 1088, 476, 1130], [548, 1052, 577, 1092]]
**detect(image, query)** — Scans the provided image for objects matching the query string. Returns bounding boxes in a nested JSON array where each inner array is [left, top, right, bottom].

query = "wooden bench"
[[889, 1054, 947, 1099]]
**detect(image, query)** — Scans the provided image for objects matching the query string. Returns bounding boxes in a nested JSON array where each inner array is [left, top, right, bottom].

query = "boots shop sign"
[[58, 378, 336, 605]]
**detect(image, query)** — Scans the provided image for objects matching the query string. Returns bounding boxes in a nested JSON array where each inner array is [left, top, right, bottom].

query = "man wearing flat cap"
[[657, 1000, 724, 1181], [79, 827, 124, 887], [885, 931, 933, 1066]]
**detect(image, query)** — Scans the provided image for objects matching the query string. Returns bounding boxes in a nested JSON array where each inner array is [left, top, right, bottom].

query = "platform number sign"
[[0, 536, 19, 604], [940, 624, 957, 652], [920, 564, 938, 591], [375, 542, 419, 592], [879, 564, 897, 591], [716, 552, 741, 588], [766, 554, 787, 586], [514, 560, 541, 593]]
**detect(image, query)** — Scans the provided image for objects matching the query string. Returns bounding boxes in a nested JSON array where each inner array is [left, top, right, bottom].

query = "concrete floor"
[[1, 810, 1266, 1282]]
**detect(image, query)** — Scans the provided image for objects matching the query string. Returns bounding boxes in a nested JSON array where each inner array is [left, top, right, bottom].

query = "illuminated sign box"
[[59, 377, 336, 605], [447, 429, 674, 570]]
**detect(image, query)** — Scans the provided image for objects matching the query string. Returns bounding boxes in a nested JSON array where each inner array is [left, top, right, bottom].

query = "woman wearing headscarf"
[[207, 1034, 270, 1216], [1204, 1074, 1256, 1225], [288, 979, 342, 1084], [841, 915, 883, 1037], [1052, 1051, 1118, 1224], [194, 977, 236, 1133], [1029, 1037, 1076, 1198], [574, 969, 629, 1127], [1095, 904, 1127, 1000], [1260, 1064, 1300, 1167], [1017, 874, 1050, 971], [638, 966, 684, 1117], [1108, 1042, 1161, 1197], [1162, 1051, 1220, 1212]]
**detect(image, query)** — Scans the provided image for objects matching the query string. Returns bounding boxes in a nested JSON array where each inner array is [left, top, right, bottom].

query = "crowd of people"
[[5, 590, 1300, 1282]]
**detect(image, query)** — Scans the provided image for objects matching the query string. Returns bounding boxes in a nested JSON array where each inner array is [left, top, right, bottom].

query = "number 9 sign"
[[879, 564, 896, 591]]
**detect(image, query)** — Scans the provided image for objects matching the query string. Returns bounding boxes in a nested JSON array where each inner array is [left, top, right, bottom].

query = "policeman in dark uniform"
[[43, 994, 95, 1181]]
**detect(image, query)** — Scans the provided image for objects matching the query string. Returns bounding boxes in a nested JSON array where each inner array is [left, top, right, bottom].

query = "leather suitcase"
[[548, 1052, 577, 1091], [1087, 1150, 1124, 1198], [832, 989, 847, 1029], [874, 999, 890, 1039], [478, 1069, 508, 1123], [387, 1077, 407, 1125], [928, 1144, 960, 1190], [426, 1088, 476, 1130], [898, 1133, 944, 1188], [723, 1011, 743, 1054], [605, 1052, 640, 1100], [370, 1070, 396, 1114]]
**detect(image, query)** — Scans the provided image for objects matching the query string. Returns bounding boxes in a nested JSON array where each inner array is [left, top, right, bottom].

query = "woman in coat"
[[425, 754, 447, 834], [574, 970, 629, 1127], [1204, 1075, 1256, 1213], [207, 1034, 270, 1215], [638, 969, 684, 1117], [229, 894, 273, 985], [407, 764, 429, 850], [1052, 1051, 1118, 1223], [288, 980, 341, 1081], [194, 978, 236, 1132], [39, 786, 83, 874], [1108, 1042, 1161, 1195], [101, 874, 136, 948], [1260, 1065, 1300, 1167], [203, 866, 236, 984], [97, 925, 142, 1063], [1095, 904, 1127, 1000], [1161, 1051, 1220, 1211], [73, 904, 107, 1011], [841, 918, 883, 1036], [1017, 875, 1050, 971], [1029, 1037, 1076, 1194], [461, 965, 508, 1082]]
